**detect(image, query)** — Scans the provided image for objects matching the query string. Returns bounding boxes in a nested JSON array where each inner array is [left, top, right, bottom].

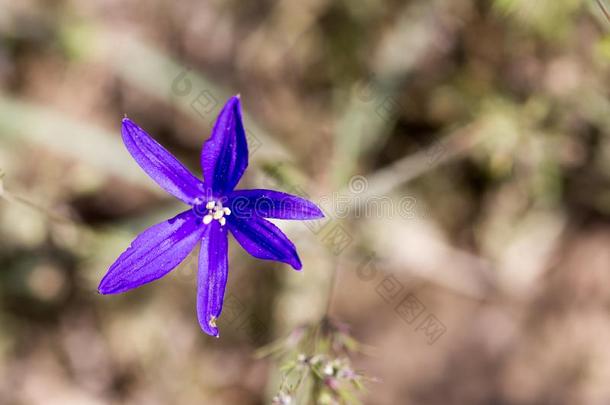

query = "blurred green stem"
[[324, 257, 340, 318]]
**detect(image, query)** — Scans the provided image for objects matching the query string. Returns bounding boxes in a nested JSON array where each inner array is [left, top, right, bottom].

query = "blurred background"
[[2, 0, 610, 404]]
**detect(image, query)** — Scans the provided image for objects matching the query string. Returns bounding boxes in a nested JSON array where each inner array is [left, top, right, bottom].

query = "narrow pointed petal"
[[200, 96, 248, 193], [122, 118, 205, 205], [227, 216, 302, 270], [197, 221, 229, 337], [228, 189, 324, 220], [98, 210, 203, 294]]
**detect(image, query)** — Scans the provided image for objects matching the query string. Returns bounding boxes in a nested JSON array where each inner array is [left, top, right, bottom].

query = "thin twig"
[[351, 123, 481, 201], [0, 172, 75, 225], [597, 0, 610, 23]]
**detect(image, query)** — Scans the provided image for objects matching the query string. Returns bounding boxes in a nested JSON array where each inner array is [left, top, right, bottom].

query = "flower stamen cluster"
[[201, 200, 231, 226]]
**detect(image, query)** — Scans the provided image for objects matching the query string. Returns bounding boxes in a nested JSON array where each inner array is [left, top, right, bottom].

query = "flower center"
[[200, 200, 231, 226]]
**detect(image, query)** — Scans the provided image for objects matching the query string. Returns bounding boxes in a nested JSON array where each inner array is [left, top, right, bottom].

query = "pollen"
[[202, 200, 231, 226]]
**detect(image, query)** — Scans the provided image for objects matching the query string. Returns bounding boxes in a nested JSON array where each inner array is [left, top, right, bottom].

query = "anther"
[[202, 200, 229, 226]]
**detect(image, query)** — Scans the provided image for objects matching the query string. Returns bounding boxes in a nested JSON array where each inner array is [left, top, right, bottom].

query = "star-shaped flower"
[[98, 96, 323, 337]]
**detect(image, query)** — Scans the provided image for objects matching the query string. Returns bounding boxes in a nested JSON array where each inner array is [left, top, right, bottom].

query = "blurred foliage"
[[493, 0, 582, 39], [259, 318, 370, 404]]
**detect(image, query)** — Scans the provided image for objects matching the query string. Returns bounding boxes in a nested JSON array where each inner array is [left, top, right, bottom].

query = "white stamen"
[[209, 316, 217, 328], [201, 200, 229, 226]]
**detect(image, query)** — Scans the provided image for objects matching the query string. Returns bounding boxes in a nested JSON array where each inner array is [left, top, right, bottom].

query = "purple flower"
[[98, 96, 323, 337]]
